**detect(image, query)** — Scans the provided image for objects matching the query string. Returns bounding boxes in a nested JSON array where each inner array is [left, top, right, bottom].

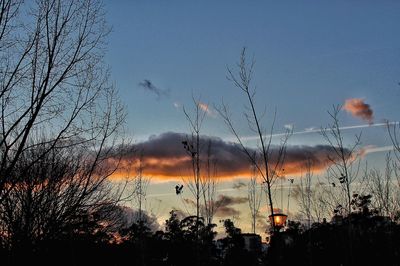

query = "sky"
[[104, 1, 400, 238]]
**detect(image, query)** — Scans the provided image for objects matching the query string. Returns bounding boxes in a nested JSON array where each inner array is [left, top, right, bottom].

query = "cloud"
[[215, 206, 241, 217], [198, 102, 216, 117], [343, 98, 374, 124], [180, 195, 246, 218], [238, 121, 399, 142], [359, 145, 394, 156], [284, 124, 294, 131], [232, 181, 247, 190], [119, 206, 160, 232], [109, 132, 351, 181], [304, 127, 316, 132], [182, 198, 196, 208], [276, 144, 351, 175], [214, 195, 247, 217], [139, 79, 170, 99], [215, 195, 248, 206]]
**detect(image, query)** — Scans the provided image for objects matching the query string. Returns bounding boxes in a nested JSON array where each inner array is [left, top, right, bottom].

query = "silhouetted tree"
[[320, 105, 362, 215], [387, 121, 400, 163], [201, 139, 219, 226], [268, 194, 400, 266], [292, 158, 329, 226], [248, 162, 262, 234], [0, 140, 126, 256], [366, 154, 400, 220], [220, 219, 258, 266], [0, 0, 125, 205], [183, 97, 206, 226], [0, 0, 126, 263], [164, 211, 217, 266], [218, 48, 291, 232]]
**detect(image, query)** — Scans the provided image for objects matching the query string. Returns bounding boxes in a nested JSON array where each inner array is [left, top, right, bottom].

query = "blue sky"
[[105, 1, 399, 141], [104, 1, 400, 236]]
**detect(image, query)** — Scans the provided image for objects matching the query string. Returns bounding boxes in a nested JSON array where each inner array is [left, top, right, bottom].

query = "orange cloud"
[[108, 132, 350, 181], [343, 98, 373, 124], [198, 102, 216, 117]]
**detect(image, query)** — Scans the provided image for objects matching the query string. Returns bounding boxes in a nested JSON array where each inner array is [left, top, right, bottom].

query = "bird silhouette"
[[175, 184, 184, 195], [339, 173, 346, 183]]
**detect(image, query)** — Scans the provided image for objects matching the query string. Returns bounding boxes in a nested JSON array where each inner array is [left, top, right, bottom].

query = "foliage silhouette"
[[266, 194, 400, 266]]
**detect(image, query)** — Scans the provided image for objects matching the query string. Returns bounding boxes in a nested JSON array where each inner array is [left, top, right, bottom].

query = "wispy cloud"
[[343, 98, 374, 124], [284, 124, 294, 131], [304, 127, 316, 132], [214, 195, 248, 217], [180, 194, 247, 217], [198, 102, 216, 117], [237, 121, 399, 142], [216, 195, 248, 205], [139, 79, 170, 99], [215, 206, 241, 217], [232, 181, 247, 190], [359, 145, 395, 156]]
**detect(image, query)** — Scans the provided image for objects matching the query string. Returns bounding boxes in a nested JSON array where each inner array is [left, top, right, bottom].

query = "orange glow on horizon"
[[107, 157, 331, 182]]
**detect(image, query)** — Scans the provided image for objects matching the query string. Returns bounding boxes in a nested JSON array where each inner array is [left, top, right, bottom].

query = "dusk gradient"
[[104, 1, 400, 235]]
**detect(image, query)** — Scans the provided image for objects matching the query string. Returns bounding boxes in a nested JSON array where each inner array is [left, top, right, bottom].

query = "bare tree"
[[366, 154, 400, 220], [182, 97, 207, 224], [248, 162, 262, 234], [0, 0, 125, 204], [312, 183, 332, 222], [292, 158, 332, 226], [0, 0, 126, 251], [293, 160, 313, 228], [320, 105, 362, 215], [201, 139, 218, 225], [217, 48, 290, 232], [0, 139, 126, 250], [383, 121, 400, 219], [387, 122, 400, 163]]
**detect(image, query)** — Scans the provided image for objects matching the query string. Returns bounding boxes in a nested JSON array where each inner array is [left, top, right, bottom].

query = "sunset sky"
[[103, 1, 400, 237]]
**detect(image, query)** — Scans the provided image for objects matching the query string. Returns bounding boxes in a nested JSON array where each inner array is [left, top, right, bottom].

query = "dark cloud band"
[[110, 132, 350, 180]]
